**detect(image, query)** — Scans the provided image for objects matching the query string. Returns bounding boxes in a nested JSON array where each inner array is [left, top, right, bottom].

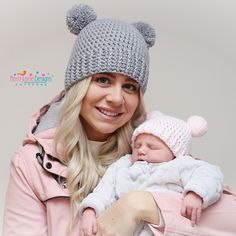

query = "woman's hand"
[[181, 191, 203, 227], [96, 191, 160, 236]]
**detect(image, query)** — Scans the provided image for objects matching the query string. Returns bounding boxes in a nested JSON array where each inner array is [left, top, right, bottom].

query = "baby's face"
[[131, 133, 174, 163]]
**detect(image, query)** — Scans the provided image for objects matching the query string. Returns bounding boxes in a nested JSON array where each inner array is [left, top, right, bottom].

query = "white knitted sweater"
[[79, 154, 223, 235]]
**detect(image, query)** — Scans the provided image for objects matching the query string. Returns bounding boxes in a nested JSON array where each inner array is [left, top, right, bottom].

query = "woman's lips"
[[96, 107, 122, 117]]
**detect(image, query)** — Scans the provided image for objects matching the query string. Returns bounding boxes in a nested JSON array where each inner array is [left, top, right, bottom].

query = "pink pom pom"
[[187, 116, 208, 137], [146, 110, 164, 120]]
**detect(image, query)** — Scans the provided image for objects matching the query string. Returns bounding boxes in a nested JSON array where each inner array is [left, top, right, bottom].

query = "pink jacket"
[[3, 92, 80, 236], [4, 92, 234, 236]]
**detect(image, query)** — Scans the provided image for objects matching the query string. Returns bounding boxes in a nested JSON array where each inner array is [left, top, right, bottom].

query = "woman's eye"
[[96, 77, 110, 84], [123, 83, 138, 92]]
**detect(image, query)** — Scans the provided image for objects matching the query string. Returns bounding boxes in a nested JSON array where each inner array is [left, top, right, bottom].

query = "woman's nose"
[[106, 87, 124, 106]]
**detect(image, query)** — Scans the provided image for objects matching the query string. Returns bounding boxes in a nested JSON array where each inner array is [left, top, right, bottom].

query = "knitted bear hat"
[[132, 111, 208, 157], [65, 4, 156, 92]]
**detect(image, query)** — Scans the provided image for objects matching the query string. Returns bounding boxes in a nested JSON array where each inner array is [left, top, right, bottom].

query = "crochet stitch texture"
[[132, 111, 208, 157], [65, 4, 156, 91]]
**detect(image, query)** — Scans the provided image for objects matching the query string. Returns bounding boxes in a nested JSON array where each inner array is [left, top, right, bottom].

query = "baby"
[[79, 111, 223, 236]]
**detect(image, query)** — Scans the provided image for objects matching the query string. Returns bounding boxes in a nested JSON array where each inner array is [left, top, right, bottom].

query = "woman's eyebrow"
[[126, 78, 138, 83], [97, 72, 116, 78], [95, 72, 112, 77], [96, 73, 139, 86], [99, 73, 135, 81], [125, 78, 140, 86]]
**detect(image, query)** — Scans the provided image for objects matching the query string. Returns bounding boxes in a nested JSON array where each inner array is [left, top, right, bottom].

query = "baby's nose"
[[138, 147, 146, 156]]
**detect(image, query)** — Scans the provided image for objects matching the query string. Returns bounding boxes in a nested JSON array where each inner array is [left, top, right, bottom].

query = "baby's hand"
[[181, 191, 203, 227], [80, 208, 97, 236]]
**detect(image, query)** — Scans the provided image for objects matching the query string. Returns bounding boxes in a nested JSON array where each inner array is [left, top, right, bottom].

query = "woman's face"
[[80, 73, 140, 141]]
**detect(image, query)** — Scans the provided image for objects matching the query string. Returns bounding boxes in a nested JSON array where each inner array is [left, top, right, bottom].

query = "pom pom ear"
[[146, 110, 164, 120], [66, 4, 97, 35], [132, 22, 156, 48], [187, 116, 208, 137]]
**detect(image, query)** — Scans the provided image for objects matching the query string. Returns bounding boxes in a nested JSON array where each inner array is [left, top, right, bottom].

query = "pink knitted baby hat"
[[132, 111, 208, 157]]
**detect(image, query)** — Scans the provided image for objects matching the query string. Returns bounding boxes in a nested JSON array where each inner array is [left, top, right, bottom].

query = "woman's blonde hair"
[[54, 77, 146, 225]]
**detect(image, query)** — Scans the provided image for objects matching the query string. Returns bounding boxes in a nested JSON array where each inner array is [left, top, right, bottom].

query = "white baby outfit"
[[79, 154, 223, 236]]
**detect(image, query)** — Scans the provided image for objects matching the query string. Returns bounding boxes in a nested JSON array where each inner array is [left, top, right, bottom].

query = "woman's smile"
[[96, 107, 123, 118], [80, 73, 139, 141]]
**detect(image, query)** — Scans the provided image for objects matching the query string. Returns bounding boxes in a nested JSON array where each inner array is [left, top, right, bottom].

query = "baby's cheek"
[[131, 152, 138, 162]]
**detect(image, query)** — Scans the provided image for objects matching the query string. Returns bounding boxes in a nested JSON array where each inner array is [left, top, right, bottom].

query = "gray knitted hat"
[[65, 4, 156, 92]]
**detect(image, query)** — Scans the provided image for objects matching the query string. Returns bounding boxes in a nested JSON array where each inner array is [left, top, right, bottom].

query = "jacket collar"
[[23, 91, 67, 178]]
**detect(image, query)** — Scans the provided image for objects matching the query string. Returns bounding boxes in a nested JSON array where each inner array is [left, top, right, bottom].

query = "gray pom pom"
[[133, 22, 156, 48], [66, 4, 97, 35]]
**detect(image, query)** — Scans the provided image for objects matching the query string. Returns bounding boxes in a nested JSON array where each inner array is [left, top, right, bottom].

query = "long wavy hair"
[[54, 77, 146, 225]]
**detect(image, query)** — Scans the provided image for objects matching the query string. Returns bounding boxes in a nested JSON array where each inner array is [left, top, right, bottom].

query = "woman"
[[3, 4, 158, 236], [3, 3, 236, 236]]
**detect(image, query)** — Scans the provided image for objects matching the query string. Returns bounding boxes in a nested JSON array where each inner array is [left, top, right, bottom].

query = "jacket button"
[[46, 162, 52, 169]]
